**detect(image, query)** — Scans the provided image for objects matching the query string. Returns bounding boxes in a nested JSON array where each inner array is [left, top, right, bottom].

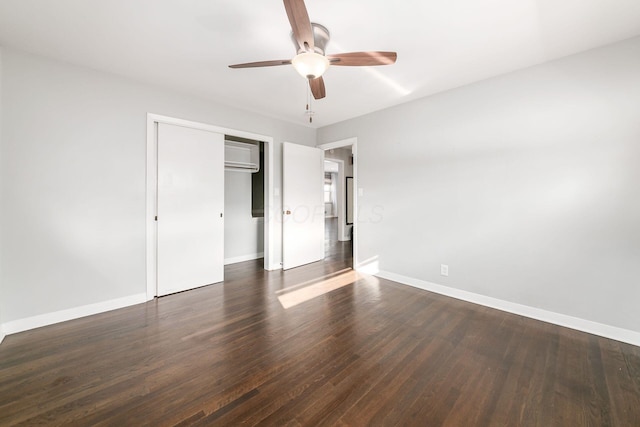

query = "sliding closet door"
[[157, 123, 224, 296]]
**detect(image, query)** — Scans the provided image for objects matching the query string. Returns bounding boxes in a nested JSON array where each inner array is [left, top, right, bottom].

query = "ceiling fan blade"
[[309, 77, 326, 100], [327, 51, 397, 66], [283, 0, 314, 51], [229, 59, 292, 69]]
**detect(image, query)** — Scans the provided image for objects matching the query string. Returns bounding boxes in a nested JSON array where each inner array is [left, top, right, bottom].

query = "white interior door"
[[282, 142, 324, 269], [157, 123, 224, 296]]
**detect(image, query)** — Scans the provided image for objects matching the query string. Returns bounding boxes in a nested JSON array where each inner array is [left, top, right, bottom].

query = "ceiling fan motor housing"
[[291, 23, 330, 55]]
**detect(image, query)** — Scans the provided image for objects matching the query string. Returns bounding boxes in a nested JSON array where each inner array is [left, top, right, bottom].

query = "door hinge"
[[155, 216, 158, 221]]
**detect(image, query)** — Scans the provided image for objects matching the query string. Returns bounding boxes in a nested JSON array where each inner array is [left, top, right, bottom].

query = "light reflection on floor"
[[277, 269, 362, 309]]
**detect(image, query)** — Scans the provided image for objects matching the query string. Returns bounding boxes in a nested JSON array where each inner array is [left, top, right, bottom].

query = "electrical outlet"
[[440, 264, 449, 277]]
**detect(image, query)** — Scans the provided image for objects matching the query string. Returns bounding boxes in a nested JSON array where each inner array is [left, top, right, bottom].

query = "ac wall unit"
[[224, 140, 259, 173]]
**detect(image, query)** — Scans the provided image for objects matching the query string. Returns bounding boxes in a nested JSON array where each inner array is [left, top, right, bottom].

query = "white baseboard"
[[0, 330, 5, 344], [2, 293, 147, 336], [224, 252, 264, 265], [375, 270, 640, 347]]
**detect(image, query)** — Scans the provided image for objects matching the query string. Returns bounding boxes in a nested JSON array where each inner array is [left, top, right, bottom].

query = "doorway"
[[145, 114, 275, 300], [223, 136, 265, 266], [320, 139, 357, 267], [323, 159, 344, 261]]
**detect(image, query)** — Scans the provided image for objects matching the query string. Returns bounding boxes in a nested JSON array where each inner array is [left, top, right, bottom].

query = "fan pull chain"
[[305, 82, 313, 123], [308, 82, 312, 123]]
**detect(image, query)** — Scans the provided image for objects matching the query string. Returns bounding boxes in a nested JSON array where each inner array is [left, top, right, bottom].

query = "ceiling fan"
[[229, 0, 397, 100]]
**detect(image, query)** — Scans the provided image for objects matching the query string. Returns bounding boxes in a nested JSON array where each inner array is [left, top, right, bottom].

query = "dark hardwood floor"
[[1, 222, 639, 426]]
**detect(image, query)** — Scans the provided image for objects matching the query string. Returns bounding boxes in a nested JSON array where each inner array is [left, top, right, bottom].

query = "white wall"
[[224, 170, 264, 264], [0, 48, 315, 328], [318, 37, 640, 337]]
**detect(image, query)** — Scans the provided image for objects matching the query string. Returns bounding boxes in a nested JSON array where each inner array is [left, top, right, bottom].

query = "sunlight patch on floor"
[[277, 270, 362, 309], [275, 268, 352, 295]]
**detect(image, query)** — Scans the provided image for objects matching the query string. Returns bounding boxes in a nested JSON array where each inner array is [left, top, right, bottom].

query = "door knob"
[[285, 210, 291, 215]]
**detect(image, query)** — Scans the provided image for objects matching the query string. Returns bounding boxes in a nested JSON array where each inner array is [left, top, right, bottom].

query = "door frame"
[[317, 137, 358, 268], [146, 113, 275, 300]]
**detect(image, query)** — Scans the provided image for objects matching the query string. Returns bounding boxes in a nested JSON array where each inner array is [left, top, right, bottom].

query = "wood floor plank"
[[1, 219, 639, 426]]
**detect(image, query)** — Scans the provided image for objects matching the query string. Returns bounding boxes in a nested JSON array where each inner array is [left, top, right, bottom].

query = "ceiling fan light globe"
[[292, 52, 329, 79]]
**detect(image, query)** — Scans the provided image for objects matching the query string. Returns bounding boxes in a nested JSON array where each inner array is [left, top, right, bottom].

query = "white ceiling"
[[1, 0, 639, 128]]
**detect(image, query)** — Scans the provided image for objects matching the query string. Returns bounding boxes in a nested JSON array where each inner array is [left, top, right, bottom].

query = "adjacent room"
[[0, 1, 639, 425]]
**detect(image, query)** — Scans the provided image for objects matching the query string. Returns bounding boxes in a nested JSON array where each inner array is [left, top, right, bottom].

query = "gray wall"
[[224, 170, 264, 262], [0, 48, 315, 324], [318, 37, 640, 333]]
